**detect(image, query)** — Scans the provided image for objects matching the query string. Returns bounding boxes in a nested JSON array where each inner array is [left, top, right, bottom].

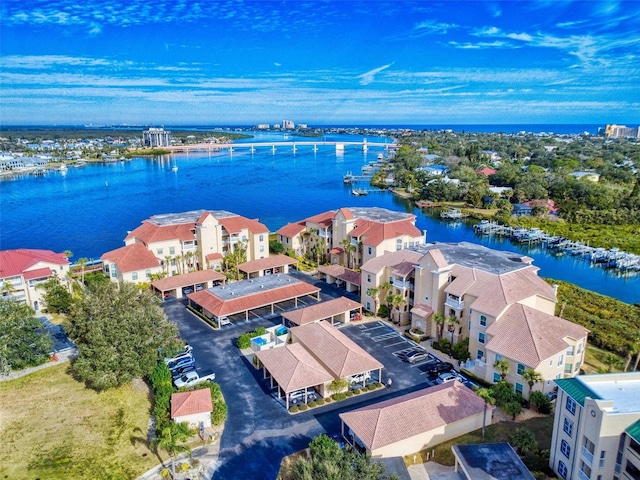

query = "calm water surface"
[[1, 132, 637, 303]]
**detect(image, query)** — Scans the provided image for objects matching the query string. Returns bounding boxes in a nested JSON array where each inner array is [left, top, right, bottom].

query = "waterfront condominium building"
[[360, 242, 589, 395], [605, 124, 640, 139], [101, 210, 269, 282], [550, 372, 640, 480], [276, 207, 425, 269], [142, 127, 172, 147], [0, 249, 71, 311]]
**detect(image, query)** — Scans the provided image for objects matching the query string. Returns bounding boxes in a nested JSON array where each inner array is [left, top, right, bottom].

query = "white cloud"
[[357, 63, 394, 86]]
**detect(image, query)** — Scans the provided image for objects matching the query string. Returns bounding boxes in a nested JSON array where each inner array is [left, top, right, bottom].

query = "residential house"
[[361, 242, 588, 395], [0, 249, 71, 311], [276, 207, 424, 269], [339, 382, 490, 458], [550, 372, 640, 480], [124, 209, 270, 274]]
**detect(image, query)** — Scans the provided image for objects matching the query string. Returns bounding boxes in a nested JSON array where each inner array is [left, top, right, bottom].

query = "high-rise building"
[[605, 124, 640, 139], [549, 372, 640, 480], [282, 120, 295, 129], [142, 127, 172, 147]]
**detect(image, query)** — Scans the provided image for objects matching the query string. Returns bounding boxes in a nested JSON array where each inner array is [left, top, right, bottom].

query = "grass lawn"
[[584, 345, 624, 374], [404, 415, 554, 469], [0, 363, 164, 480]]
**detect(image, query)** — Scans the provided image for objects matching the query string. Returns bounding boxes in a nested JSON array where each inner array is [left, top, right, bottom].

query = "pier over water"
[[164, 141, 397, 153]]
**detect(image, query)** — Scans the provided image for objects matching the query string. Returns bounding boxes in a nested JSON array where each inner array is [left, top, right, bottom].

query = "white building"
[[142, 127, 171, 147]]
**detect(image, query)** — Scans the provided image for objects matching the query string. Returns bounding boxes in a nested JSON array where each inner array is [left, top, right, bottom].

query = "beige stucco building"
[[170, 389, 213, 429], [550, 372, 640, 480], [124, 209, 269, 275], [276, 207, 425, 268], [360, 242, 589, 396], [0, 249, 71, 311]]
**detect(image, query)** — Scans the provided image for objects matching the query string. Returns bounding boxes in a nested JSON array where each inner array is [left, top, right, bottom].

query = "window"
[[259, 234, 264, 242], [561, 440, 571, 458], [493, 372, 501, 383], [558, 354, 564, 366], [550, 359, 554, 366], [515, 382, 524, 396], [468, 320, 471, 331], [169, 246, 175, 255], [565, 363, 573, 374], [479, 315, 487, 327], [157, 248, 163, 255], [567, 346, 575, 355], [132, 272, 138, 281], [566, 397, 576, 415], [495, 353, 502, 362], [577, 342, 582, 354], [478, 332, 485, 344], [368, 247, 372, 255], [145, 270, 151, 278], [367, 274, 372, 283], [517, 363, 525, 376], [558, 461, 568, 478], [242, 235, 247, 242], [563, 418, 573, 437], [259, 245, 264, 253], [477, 350, 484, 360], [366, 302, 371, 311]]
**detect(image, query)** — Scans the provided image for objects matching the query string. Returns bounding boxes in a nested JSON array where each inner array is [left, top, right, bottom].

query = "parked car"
[[347, 372, 371, 384], [171, 364, 196, 378], [397, 348, 429, 363], [168, 356, 196, 372], [217, 316, 231, 326], [427, 362, 454, 375], [288, 388, 317, 404], [164, 350, 193, 365], [173, 370, 216, 389], [195, 284, 204, 291], [436, 372, 458, 384], [182, 287, 194, 295]]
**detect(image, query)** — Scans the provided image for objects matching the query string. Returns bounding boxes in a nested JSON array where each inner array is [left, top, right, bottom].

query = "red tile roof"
[[317, 264, 361, 286], [100, 243, 160, 273], [339, 382, 488, 451], [219, 216, 269, 234], [338, 207, 354, 220], [187, 279, 320, 317], [125, 220, 195, 244], [171, 389, 213, 418], [361, 249, 422, 275], [238, 255, 297, 273], [477, 167, 497, 176], [22, 267, 54, 280], [0, 249, 69, 279], [349, 219, 422, 247], [276, 222, 306, 238], [151, 270, 225, 291], [304, 210, 337, 228], [206, 253, 223, 260], [410, 304, 433, 319], [255, 343, 333, 393], [291, 321, 383, 378], [282, 297, 363, 326], [486, 303, 589, 366]]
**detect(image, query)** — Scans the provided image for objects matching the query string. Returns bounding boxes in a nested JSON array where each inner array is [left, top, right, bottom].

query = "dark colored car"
[[427, 361, 454, 375], [329, 433, 346, 449], [397, 349, 429, 364]]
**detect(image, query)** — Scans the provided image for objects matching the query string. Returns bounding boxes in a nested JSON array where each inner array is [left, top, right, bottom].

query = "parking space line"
[[372, 333, 399, 342], [384, 340, 409, 348], [364, 325, 386, 333]]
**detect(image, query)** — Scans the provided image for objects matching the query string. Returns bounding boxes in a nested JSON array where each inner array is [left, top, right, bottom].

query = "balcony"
[[182, 243, 197, 252], [582, 446, 594, 466], [445, 295, 464, 310], [393, 279, 414, 290], [578, 471, 591, 480], [318, 230, 330, 238], [350, 238, 359, 247]]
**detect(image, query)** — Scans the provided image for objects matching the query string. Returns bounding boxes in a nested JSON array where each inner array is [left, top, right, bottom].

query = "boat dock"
[[440, 208, 469, 220], [473, 220, 640, 272]]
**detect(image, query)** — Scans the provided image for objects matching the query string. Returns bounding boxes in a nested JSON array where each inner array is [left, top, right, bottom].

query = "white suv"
[[347, 372, 371, 385]]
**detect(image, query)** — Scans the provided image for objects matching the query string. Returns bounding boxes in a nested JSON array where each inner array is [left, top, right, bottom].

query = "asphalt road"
[[162, 271, 447, 480]]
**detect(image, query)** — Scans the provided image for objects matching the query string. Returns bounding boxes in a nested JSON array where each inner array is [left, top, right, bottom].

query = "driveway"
[[161, 273, 428, 480]]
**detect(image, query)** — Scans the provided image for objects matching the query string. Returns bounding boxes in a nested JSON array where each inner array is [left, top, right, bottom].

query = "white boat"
[[171, 165, 178, 172]]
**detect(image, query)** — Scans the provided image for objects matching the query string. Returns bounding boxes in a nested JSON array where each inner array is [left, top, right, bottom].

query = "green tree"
[[38, 276, 73, 314], [378, 282, 392, 308], [475, 388, 495, 438], [509, 427, 538, 455], [66, 282, 179, 391], [503, 400, 524, 420], [76, 257, 89, 285], [269, 240, 284, 254], [522, 369, 543, 401], [447, 315, 460, 344], [223, 242, 247, 280], [433, 312, 446, 341], [366, 287, 379, 315], [0, 298, 53, 373], [493, 358, 510, 380], [153, 422, 191, 479]]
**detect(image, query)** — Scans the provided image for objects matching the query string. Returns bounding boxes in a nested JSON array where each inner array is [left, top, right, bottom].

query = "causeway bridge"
[[164, 140, 397, 154]]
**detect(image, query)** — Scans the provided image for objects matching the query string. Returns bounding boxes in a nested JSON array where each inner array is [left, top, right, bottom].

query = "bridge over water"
[[164, 140, 397, 153]]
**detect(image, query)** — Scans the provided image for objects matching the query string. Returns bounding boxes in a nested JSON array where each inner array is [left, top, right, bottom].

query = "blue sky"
[[2, 0, 639, 126]]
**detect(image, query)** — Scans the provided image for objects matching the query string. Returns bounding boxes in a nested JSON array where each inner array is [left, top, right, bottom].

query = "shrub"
[[374, 382, 383, 389], [530, 391, 552, 414], [299, 404, 308, 411], [211, 400, 227, 426], [377, 305, 389, 317], [325, 397, 332, 403], [353, 388, 361, 395], [237, 334, 251, 349], [332, 393, 346, 401], [308, 401, 317, 408], [345, 391, 354, 398], [317, 398, 325, 405], [289, 405, 299, 413]]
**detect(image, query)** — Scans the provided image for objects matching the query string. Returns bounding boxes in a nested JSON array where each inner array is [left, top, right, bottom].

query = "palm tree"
[[475, 388, 495, 438], [389, 293, 406, 324], [163, 256, 172, 275], [625, 342, 639, 372], [603, 353, 621, 373], [503, 400, 523, 421], [77, 257, 88, 285], [447, 315, 460, 344], [433, 312, 445, 341], [64, 250, 73, 261], [379, 282, 392, 308], [522, 369, 543, 402], [366, 287, 379, 315], [509, 427, 538, 455], [494, 358, 510, 380], [153, 422, 191, 478]]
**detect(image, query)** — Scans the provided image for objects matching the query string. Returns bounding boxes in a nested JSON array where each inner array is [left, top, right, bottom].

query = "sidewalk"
[[0, 347, 78, 382]]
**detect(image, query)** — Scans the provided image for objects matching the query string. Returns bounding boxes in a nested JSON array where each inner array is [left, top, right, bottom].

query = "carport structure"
[[282, 296, 363, 327], [186, 274, 321, 325], [151, 270, 226, 299], [237, 254, 298, 278], [317, 264, 361, 293], [255, 343, 334, 409]]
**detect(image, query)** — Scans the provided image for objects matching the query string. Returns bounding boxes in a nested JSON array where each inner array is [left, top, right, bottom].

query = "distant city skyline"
[[1, 0, 639, 126]]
